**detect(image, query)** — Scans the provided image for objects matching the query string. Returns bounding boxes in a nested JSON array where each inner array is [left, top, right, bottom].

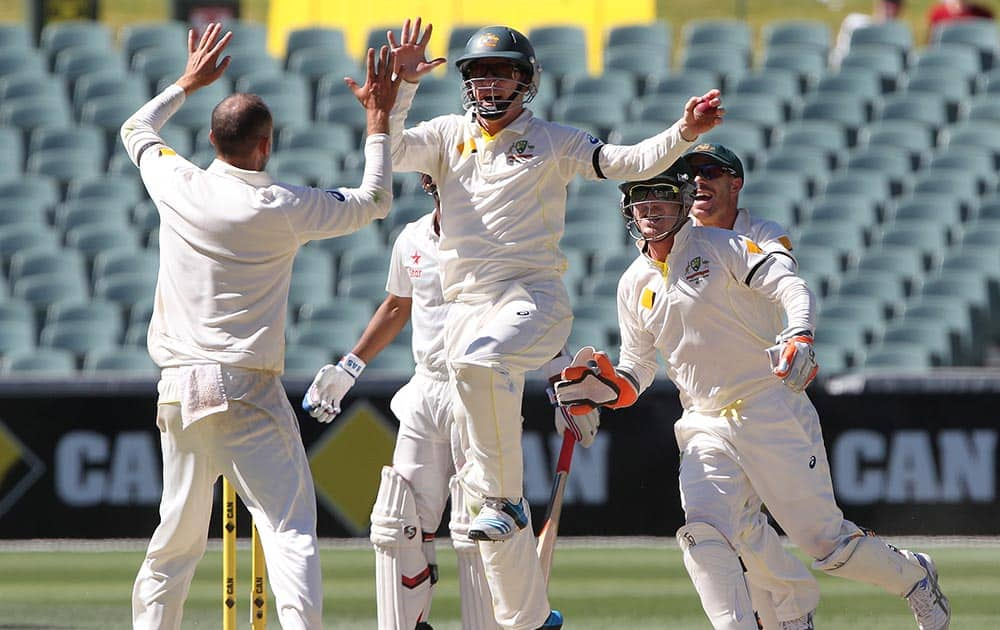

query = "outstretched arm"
[[344, 45, 402, 137], [351, 293, 413, 363], [175, 22, 232, 96]]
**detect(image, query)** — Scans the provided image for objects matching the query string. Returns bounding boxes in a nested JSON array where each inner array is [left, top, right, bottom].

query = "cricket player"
[[125, 25, 400, 629], [303, 175, 599, 630], [384, 18, 723, 629], [554, 166, 951, 630], [683, 144, 821, 629]]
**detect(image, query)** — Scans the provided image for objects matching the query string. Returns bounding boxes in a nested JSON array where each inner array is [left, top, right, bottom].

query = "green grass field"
[[1, 538, 998, 628]]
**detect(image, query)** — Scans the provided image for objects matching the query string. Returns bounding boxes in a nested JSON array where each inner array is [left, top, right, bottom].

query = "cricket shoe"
[[537, 610, 563, 629], [779, 610, 814, 629], [468, 497, 528, 542], [904, 551, 950, 630], [415, 623, 433, 630]]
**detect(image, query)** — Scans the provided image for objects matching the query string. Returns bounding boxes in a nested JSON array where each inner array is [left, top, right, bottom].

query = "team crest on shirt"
[[506, 139, 536, 164], [684, 256, 711, 283]]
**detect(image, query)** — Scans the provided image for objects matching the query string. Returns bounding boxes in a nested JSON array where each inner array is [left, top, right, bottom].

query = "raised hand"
[[176, 22, 232, 95], [346, 45, 402, 112], [679, 88, 725, 141], [387, 17, 447, 83]]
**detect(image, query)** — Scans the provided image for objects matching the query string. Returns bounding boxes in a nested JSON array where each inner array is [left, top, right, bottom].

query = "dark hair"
[[210, 93, 272, 157]]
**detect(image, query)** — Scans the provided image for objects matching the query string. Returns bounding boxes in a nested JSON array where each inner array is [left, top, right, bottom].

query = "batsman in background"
[[302, 174, 599, 630], [554, 165, 951, 630], [124, 24, 400, 629], [682, 143, 820, 629], [385, 17, 722, 629]]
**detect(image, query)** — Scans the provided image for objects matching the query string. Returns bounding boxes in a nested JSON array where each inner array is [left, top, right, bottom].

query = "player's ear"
[[731, 177, 743, 195]]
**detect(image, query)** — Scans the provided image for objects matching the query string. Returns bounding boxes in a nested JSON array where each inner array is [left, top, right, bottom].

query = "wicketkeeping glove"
[[766, 330, 818, 393], [553, 346, 638, 414], [301, 352, 366, 423], [543, 350, 600, 447]]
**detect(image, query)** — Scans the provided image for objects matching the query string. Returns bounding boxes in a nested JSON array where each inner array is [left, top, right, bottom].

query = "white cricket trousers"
[[676, 387, 849, 568], [445, 278, 572, 630], [132, 374, 322, 629]]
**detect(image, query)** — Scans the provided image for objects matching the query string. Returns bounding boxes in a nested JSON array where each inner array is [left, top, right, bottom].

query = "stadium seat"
[[290, 319, 366, 354], [761, 45, 827, 91], [269, 149, 340, 188], [604, 31, 671, 83], [1, 347, 77, 374], [913, 43, 982, 77], [939, 120, 1000, 164], [931, 17, 998, 70], [814, 68, 883, 115], [529, 25, 588, 59], [286, 46, 359, 84], [857, 120, 935, 168], [131, 46, 187, 88], [696, 121, 767, 167], [723, 93, 786, 139], [607, 21, 671, 52], [569, 179, 626, 207], [83, 346, 158, 375], [646, 73, 719, 99], [901, 295, 980, 364], [66, 223, 139, 262], [66, 174, 144, 206], [679, 45, 747, 91], [0, 48, 46, 78], [890, 194, 963, 227], [774, 120, 849, 168], [8, 246, 87, 287], [805, 193, 879, 226], [27, 148, 102, 184], [365, 344, 417, 375], [533, 44, 588, 85], [284, 345, 333, 374], [0, 319, 36, 356], [845, 145, 914, 197], [839, 44, 906, 92], [795, 245, 844, 296], [0, 174, 60, 210], [823, 170, 892, 204], [818, 294, 887, 335], [851, 245, 926, 290], [53, 46, 126, 86], [91, 247, 158, 286], [551, 97, 628, 137], [902, 68, 968, 121], [848, 22, 913, 59], [682, 19, 752, 51], [0, 199, 47, 228], [1, 95, 72, 131], [279, 122, 357, 155], [739, 192, 799, 228], [297, 297, 374, 327], [910, 169, 978, 217], [799, 94, 869, 145], [73, 69, 150, 115], [285, 26, 348, 64], [876, 93, 948, 133], [763, 20, 831, 57], [731, 70, 800, 116], [563, 71, 639, 101], [79, 94, 148, 138], [13, 269, 89, 310], [0, 223, 58, 265], [0, 23, 31, 49], [93, 271, 155, 312], [630, 93, 692, 125], [861, 342, 933, 371], [742, 170, 810, 204], [1, 70, 67, 104], [40, 20, 113, 62], [120, 21, 188, 64], [567, 317, 612, 350], [45, 299, 124, 336], [315, 93, 367, 133]]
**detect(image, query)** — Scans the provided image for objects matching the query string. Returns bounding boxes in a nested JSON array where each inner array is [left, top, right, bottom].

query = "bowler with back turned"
[[123, 24, 400, 629]]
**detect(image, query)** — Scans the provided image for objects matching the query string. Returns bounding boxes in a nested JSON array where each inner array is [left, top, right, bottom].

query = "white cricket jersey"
[[121, 85, 392, 372], [616, 221, 814, 412], [389, 81, 692, 300], [385, 212, 448, 376]]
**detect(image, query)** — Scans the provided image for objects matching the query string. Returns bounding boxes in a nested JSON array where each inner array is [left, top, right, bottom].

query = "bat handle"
[[556, 430, 575, 473]]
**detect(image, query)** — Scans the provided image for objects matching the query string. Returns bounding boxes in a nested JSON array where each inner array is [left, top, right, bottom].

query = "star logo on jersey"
[[408, 250, 423, 278], [410, 251, 421, 265], [506, 139, 536, 165], [684, 256, 711, 283]]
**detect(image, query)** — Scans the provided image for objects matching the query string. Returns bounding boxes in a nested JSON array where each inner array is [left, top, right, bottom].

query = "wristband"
[[339, 352, 366, 379]]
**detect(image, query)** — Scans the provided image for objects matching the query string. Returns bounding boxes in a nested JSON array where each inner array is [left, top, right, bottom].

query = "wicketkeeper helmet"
[[619, 160, 695, 242]]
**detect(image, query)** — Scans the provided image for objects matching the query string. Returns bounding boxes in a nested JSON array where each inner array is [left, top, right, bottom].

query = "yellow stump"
[[251, 525, 267, 629], [222, 478, 237, 630]]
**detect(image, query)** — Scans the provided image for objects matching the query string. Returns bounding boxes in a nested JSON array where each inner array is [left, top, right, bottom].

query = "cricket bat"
[[536, 430, 576, 583]]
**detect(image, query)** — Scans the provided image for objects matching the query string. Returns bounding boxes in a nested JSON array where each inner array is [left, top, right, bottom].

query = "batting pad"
[[450, 477, 501, 629], [370, 466, 434, 630], [812, 524, 927, 596], [677, 522, 758, 630]]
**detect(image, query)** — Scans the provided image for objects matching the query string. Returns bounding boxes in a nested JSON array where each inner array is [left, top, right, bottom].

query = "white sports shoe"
[[468, 498, 528, 542], [779, 610, 814, 629], [904, 551, 950, 630]]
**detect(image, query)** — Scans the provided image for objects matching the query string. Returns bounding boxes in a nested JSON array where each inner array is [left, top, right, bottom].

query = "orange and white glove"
[[543, 350, 600, 447], [766, 330, 818, 392], [553, 346, 638, 415]]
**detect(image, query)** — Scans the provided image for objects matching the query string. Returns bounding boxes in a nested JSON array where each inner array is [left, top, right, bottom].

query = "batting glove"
[[766, 330, 818, 393], [554, 346, 638, 414], [302, 352, 366, 423], [542, 349, 600, 447]]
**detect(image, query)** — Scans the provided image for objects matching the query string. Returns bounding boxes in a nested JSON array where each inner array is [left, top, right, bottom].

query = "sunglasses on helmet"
[[691, 164, 737, 180], [629, 183, 683, 203]]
